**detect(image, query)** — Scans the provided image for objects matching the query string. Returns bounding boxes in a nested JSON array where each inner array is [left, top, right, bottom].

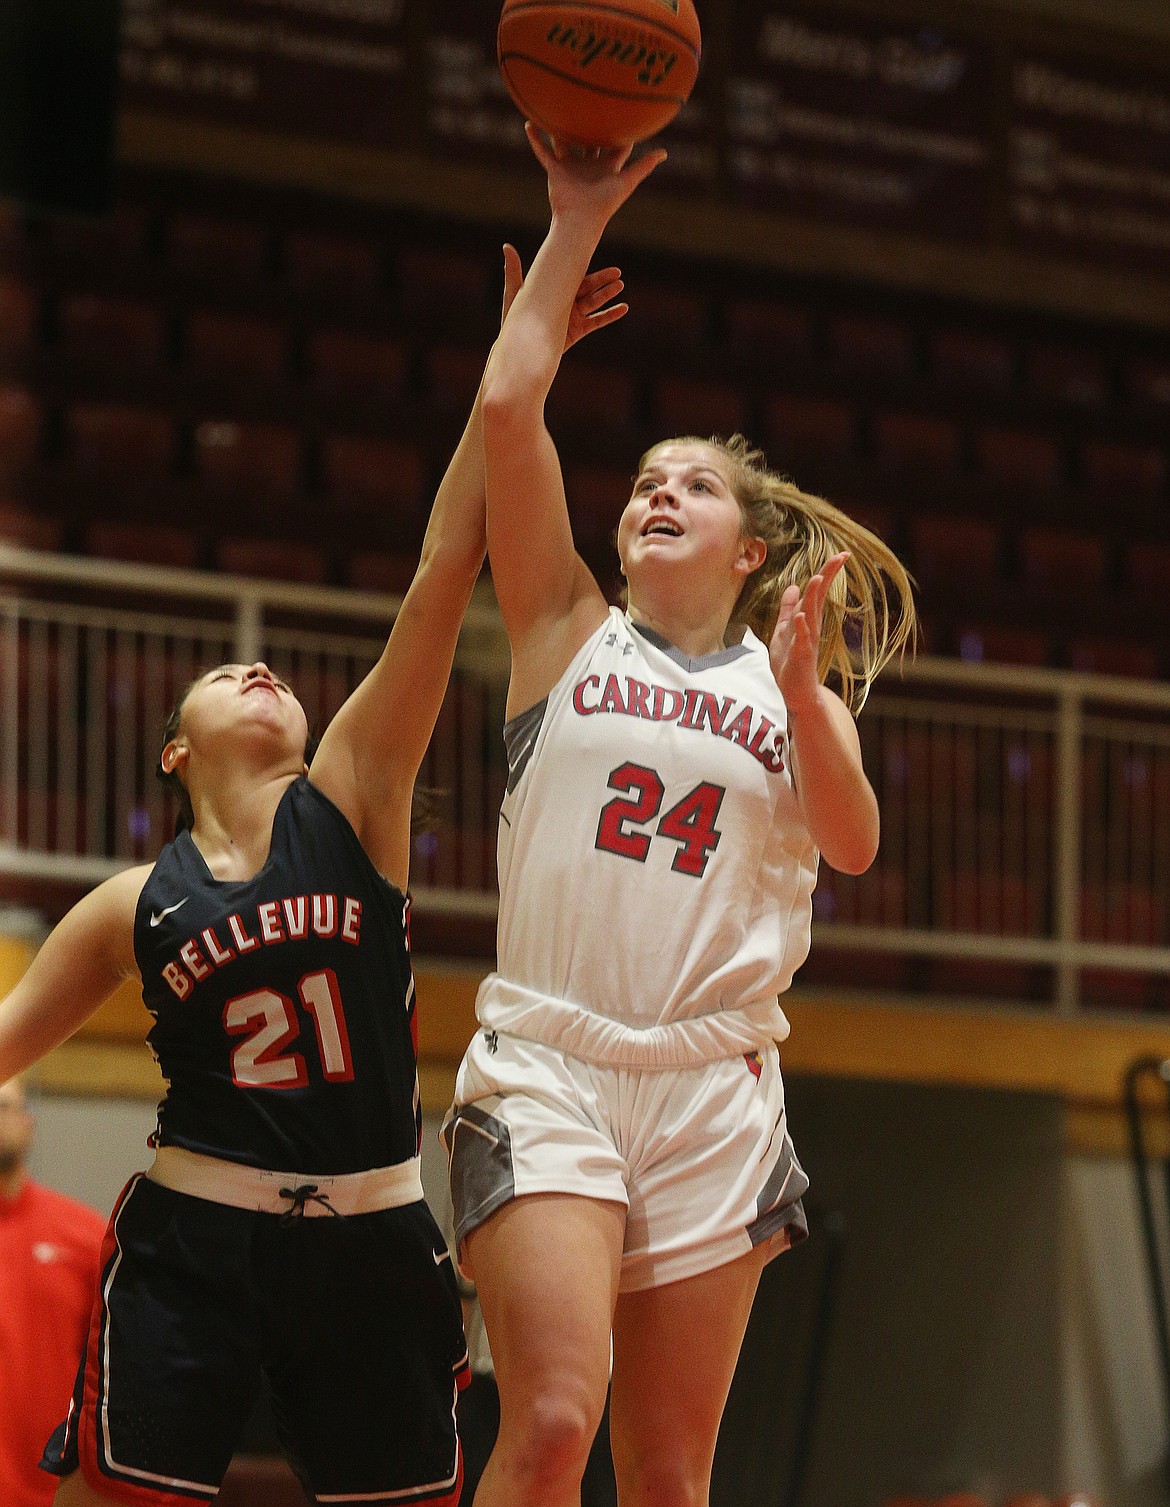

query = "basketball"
[[497, 0, 702, 149]]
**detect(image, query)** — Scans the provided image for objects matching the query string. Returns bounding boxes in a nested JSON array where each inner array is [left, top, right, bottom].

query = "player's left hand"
[[500, 242, 628, 351], [768, 552, 849, 713]]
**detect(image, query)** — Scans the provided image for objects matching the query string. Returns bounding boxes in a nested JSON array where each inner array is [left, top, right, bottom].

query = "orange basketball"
[[497, 0, 701, 149]]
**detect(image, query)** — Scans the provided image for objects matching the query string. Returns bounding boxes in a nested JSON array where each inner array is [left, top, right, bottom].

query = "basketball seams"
[[497, 2, 699, 57], [501, 54, 691, 109], [499, 1, 701, 60]]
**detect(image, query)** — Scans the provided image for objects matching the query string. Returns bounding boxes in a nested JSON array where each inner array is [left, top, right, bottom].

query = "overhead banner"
[[725, 6, 994, 238], [119, 0, 412, 148]]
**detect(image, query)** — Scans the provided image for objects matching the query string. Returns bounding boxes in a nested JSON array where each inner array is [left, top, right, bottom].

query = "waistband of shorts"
[[146, 1145, 424, 1216], [475, 975, 790, 1069]]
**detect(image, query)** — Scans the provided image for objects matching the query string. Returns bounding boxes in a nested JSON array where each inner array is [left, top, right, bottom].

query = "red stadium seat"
[[628, 283, 708, 349], [544, 359, 637, 437], [929, 326, 1015, 394], [305, 328, 409, 408], [84, 520, 201, 570], [284, 231, 383, 299], [65, 402, 175, 481], [1122, 356, 1170, 408], [427, 344, 489, 415], [1126, 540, 1170, 594], [1081, 440, 1166, 508], [0, 386, 43, 484], [320, 434, 425, 516], [0, 499, 63, 551], [397, 245, 491, 322], [563, 464, 634, 539], [764, 394, 856, 468], [827, 313, 914, 379], [0, 275, 38, 361], [909, 515, 999, 589], [956, 624, 1051, 667], [185, 309, 288, 382], [215, 536, 328, 584], [1081, 882, 1165, 946], [193, 420, 302, 499], [167, 213, 271, 282], [1025, 343, 1107, 406], [1067, 636, 1158, 680], [725, 296, 814, 364], [873, 412, 962, 478], [346, 550, 418, 596], [975, 426, 1062, 494], [651, 375, 746, 439], [1018, 527, 1107, 595], [57, 292, 166, 368]]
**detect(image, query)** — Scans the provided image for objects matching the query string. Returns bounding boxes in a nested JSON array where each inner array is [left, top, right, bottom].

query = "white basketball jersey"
[[479, 608, 818, 1056]]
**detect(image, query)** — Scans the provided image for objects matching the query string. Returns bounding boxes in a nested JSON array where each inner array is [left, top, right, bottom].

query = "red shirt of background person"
[[0, 1077, 106, 1507]]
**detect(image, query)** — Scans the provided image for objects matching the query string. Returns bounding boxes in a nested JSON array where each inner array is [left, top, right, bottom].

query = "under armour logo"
[[483, 1030, 499, 1054], [603, 633, 633, 655]]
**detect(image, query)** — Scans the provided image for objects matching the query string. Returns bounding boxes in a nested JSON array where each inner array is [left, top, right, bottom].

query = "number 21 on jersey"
[[224, 968, 353, 1088]]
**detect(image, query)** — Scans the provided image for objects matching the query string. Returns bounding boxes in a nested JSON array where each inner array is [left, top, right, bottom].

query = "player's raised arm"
[[0, 865, 147, 1084], [481, 126, 664, 715], [311, 243, 632, 886]]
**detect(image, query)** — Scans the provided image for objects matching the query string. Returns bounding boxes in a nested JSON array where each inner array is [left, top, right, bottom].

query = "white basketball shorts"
[[441, 1028, 809, 1293]]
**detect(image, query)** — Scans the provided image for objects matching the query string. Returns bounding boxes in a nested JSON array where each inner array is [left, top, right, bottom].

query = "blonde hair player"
[[442, 125, 916, 1507], [0, 252, 628, 1507]]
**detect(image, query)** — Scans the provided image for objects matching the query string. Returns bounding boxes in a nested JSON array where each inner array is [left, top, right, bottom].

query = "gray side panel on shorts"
[[747, 1130, 811, 1248], [443, 1102, 517, 1246]]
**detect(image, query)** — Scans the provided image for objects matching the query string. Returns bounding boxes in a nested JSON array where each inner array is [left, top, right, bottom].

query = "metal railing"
[[3, 543, 1170, 1012]]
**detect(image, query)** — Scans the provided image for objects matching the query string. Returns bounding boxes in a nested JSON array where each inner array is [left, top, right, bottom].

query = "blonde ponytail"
[[640, 435, 917, 713]]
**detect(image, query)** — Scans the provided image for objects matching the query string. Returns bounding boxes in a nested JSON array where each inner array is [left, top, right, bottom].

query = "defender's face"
[[616, 443, 753, 582], [169, 663, 310, 773]]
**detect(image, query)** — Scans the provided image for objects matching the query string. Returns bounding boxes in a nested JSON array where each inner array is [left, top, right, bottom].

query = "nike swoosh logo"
[[150, 898, 189, 927]]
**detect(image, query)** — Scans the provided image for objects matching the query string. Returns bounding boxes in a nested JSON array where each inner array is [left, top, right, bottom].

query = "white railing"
[[3, 543, 1170, 1013]]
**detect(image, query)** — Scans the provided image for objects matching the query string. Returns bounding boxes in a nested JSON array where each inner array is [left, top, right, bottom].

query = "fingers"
[[500, 243, 524, 325], [578, 275, 624, 315], [524, 120, 559, 169]]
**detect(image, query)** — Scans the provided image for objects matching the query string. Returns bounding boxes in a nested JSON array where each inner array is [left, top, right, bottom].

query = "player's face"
[[173, 663, 310, 770], [617, 443, 761, 588], [0, 1079, 33, 1174]]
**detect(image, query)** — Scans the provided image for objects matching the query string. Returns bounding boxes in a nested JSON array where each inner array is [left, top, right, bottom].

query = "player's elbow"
[[819, 800, 880, 875]]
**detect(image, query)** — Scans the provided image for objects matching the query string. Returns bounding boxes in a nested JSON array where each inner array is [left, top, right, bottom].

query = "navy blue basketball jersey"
[[135, 777, 421, 1173]]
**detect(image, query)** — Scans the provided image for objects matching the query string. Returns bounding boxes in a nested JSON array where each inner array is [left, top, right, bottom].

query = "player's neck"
[[626, 595, 732, 660], [187, 767, 300, 882]]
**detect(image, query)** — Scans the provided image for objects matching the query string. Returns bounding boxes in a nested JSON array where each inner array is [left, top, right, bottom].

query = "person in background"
[[0, 1076, 106, 1507]]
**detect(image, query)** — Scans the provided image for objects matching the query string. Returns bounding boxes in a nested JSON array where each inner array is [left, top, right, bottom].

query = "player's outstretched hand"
[[769, 552, 850, 714], [525, 120, 665, 231], [501, 242, 628, 351]]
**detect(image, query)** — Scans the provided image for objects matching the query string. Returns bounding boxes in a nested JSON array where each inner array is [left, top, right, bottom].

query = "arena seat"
[[1122, 354, 1170, 408], [0, 499, 64, 551], [764, 393, 857, 468], [827, 311, 915, 379], [214, 535, 329, 584], [651, 374, 746, 438], [56, 292, 167, 369], [910, 515, 1000, 590], [0, 386, 43, 484], [956, 624, 1051, 667], [427, 344, 490, 415], [65, 402, 175, 482], [1025, 343, 1108, 406], [1066, 636, 1158, 679], [928, 325, 1016, 395], [320, 434, 426, 521], [47, 204, 152, 271], [84, 519, 201, 570], [544, 358, 638, 439], [284, 230, 384, 299], [975, 426, 1063, 495], [1017, 526, 1108, 596], [166, 212, 271, 283], [622, 282, 708, 350], [345, 549, 418, 596], [305, 327, 410, 409], [562, 463, 634, 544], [0, 274, 39, 361], [872, 411, 962, 478], [1081, 439, 1166, 510], [397, 244, 491, 324], [184, 308, 288, 382], [192, 419, 302, 500], [1125, 539, 1170, 595], [724, 295, 814, 367]]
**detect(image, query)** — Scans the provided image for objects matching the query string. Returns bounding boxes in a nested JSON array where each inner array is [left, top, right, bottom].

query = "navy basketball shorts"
[[42, 1174, 470, 1506]]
